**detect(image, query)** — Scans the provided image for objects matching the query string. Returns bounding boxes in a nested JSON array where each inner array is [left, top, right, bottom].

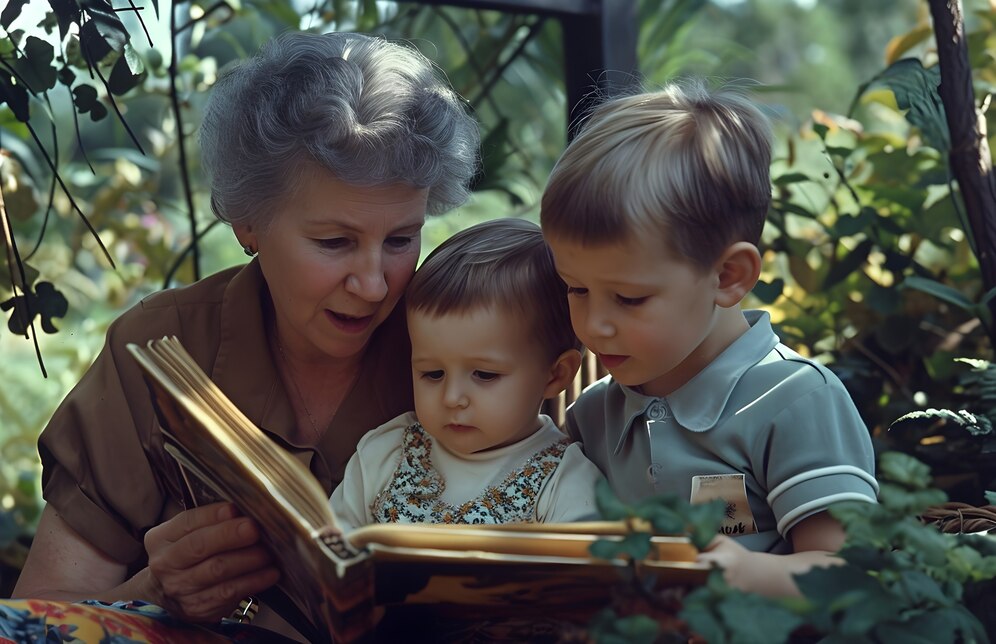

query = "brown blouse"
[[37, 260, 413, 569]]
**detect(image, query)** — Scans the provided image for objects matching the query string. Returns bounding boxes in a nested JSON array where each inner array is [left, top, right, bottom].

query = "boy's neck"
[[638, 307, 751, 398]]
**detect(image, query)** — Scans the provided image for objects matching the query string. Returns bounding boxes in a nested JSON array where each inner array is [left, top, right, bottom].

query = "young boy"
[[330, 218, 603, 533], [540, 81, 879, 597]]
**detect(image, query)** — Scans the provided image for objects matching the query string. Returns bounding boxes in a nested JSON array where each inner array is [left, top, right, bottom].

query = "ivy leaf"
[[47, 0, 82, 41], [72, 84, 108, 121], [0, 281, 69, 335], [0, 0, 28, 29], [878, 451, 934, 489], [9, 36, 58, 94], [892, 570, 955, 607], [79, 1, 129, 66], [108, 43, 145, 95], [716, 593, 802, 644], [0, 72, 31, 122], [751, 277, 784, 304], [590, 531, 651, 561]]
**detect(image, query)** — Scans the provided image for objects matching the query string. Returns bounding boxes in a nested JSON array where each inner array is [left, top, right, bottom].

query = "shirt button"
[[647, 400, 668, 421], [646, 462, 663, 484]]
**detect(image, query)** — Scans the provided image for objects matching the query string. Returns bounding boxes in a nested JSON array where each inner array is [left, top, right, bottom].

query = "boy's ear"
[[542, 349, 583, 400], [713, 242, 761, 309]]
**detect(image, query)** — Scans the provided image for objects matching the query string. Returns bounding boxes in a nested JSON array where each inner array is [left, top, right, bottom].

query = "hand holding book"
[[127, 336, 708, 642]]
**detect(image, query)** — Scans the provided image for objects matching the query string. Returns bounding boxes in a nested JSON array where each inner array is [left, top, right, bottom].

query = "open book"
[[127, 337, 708, 642]]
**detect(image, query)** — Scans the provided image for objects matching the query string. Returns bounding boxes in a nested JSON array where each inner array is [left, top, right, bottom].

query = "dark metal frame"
[[408, 0, 638, 139]]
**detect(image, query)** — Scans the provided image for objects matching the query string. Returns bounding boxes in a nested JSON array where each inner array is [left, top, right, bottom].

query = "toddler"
[[331, 218, 603, 532]]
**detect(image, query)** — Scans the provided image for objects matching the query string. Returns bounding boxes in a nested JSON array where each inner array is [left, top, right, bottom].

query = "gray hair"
[[541, 79, 772, 269], [199, 31, 480, 226], [407, 218, 581, 360]]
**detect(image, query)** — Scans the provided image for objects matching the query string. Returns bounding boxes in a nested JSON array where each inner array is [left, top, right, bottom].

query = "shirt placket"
[[644, 398, 670, 492]]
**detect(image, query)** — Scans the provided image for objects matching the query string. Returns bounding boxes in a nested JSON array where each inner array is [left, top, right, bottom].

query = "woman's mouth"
[[326, 310, 374, 334]]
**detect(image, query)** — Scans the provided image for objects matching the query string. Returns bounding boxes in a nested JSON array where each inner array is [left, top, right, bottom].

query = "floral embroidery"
[[370, 422, 570, 524]]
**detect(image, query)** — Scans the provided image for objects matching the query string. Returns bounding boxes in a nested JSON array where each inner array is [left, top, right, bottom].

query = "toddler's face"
[[408, 307, 556, 455], [546, 234, 723, 397]]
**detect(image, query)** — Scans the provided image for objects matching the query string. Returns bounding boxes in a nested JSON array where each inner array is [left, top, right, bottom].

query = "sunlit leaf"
[[871, 58, 949, 152], [823, 238, 874, 289], [108, 44, 146, 95], [900, 275, 974, 311]]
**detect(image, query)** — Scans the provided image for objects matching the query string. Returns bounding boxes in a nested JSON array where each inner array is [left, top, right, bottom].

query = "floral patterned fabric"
[[0, 599, 295, 643], [370, 422, 571, 524]]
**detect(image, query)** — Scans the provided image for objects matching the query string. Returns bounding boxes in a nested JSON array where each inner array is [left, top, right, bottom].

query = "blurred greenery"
[[3, 0, 996, 605]]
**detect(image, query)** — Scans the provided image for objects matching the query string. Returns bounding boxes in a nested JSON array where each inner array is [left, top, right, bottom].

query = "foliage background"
[[2, 0, 995, 597]]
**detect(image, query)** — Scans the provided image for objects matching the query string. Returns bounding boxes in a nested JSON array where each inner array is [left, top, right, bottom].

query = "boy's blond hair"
[[406, 218, 581, 360], [541, 80, 773, 269]]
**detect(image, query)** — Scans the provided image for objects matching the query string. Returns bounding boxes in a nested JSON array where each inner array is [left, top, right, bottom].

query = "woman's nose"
[[345, 250, 388, 302]]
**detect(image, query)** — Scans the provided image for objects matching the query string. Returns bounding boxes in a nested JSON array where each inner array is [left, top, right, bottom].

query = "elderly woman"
[[12, 30, 479, 639]]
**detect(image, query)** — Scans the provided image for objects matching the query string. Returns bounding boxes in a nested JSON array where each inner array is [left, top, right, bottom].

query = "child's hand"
[[697, 535, 754, 591]]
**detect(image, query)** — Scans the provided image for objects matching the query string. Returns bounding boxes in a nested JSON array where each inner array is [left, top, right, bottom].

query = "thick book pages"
[[127, 337, 708, 642]]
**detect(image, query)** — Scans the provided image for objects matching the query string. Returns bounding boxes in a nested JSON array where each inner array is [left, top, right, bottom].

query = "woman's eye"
[[566, 286, 588, 296], [616, 295, 647, 306], [421, 370, 444, 381], [385, 236, 415, 250], [316, 238, 349, 250], [473, 371, 499, 382]]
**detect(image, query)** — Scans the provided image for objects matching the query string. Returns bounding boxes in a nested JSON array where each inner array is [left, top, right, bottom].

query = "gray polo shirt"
[[565, 310, 878, 553]]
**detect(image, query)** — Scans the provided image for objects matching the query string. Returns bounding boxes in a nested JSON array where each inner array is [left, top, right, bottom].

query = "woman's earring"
[[243, 244, 256, 257]]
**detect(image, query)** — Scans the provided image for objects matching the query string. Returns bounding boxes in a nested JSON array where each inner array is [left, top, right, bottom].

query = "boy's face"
[[408, 306, 556, 455], [547, 234, 724, 398]]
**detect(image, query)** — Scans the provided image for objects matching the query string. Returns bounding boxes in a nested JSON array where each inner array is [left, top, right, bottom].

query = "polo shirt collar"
[[613, 310, 778, 453]]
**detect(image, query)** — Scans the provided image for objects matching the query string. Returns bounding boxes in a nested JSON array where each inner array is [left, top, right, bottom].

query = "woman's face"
[[238, 168, 428, 362]]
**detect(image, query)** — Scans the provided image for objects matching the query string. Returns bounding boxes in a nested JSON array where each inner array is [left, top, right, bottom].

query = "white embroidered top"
[[330, 411, 604, 535]]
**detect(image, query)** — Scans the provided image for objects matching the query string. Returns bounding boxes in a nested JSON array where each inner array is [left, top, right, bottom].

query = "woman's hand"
[[143, 502, 280, 622]]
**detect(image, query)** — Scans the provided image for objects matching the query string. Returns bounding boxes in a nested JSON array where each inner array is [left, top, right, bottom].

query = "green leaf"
[[0, 73, 31, 122], [47, 0, 82, 41], [589, 532, 651, 561], [0, 0, 28, 29], [879, 451, 933, 488], [612, 614, 659, 643], [716, 593, 802, 644], [9, 36, 58, 94], [900, 275, 974, 311], [870, 58, 949, 152], [752, 278, 784, 304], [823, 238, 874, 289], [773, 172, 812, 186], [813, 123, 829, 140], [0, 281, 69, 335], [108, 44, 145, 95]]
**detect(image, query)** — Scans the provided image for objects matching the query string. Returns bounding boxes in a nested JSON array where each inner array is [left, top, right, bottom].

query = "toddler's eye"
[[616, 295, 647, 306], [421, 370, 444, 381], [566, 286, 588, 296], [473, 371, 499, 382]]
